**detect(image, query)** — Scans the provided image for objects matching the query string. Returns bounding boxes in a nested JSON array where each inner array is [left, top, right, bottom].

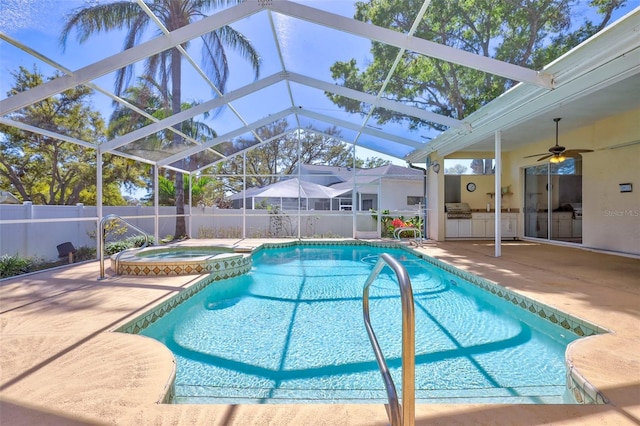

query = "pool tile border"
[[116, 239, 609, 405], [395, 243, 610, 406], [113, 249, 248, 276], [115, 259, 251, 335], [405, 248, 607, 337]]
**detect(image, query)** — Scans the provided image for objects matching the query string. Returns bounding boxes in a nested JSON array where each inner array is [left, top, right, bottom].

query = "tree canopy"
[[61, 0, 262, 237], [210, 118, 390, 196], [327, 0, 626, 129], [0, 66, 146, 205]]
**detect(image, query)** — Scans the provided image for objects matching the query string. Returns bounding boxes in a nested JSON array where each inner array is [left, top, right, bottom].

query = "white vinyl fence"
[[1, 204, 416, 261], [1, 204, 176, 261]]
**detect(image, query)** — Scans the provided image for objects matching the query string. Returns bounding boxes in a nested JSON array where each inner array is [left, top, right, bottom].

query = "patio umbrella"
[[230, 178, 345, 200]]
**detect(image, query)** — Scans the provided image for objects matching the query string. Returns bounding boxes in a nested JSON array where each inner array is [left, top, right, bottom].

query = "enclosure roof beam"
[[157, 108, 294, 167], [287, 72, 464, 129], [0, 1, 262, 115], [102, 69, 458, 154], [297, 109, 424, 149], [269, 1, 553, 89], [1, 0, 552, 117], [101, 72, 284, 152], [192, 129, 302, 173], [0, 117, 97, 150]]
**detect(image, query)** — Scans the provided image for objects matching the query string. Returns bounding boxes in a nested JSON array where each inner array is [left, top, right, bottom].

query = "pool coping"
[[112, 246, 251, 276], [2, 238, 638, 425]]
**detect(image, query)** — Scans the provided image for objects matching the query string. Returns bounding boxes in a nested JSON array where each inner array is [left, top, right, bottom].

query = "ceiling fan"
[[524, 118, 594, 163]]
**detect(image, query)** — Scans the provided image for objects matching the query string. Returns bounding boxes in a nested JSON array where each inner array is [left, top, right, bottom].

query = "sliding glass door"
[[524, 158, 583, 243]]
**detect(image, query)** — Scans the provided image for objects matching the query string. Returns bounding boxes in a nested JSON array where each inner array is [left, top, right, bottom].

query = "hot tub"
[[111, 246, 252, 277]]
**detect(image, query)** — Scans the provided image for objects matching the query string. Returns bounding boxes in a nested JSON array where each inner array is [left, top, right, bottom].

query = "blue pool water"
[[136, 249, 229, 258], [138, 251, 218, 259], [139, 245, 579, 404]]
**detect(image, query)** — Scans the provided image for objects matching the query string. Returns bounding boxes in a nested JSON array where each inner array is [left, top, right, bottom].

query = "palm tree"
[[109, 80, 218, 206], [150, 174, 218, 207], [60, 0, 261, 238]]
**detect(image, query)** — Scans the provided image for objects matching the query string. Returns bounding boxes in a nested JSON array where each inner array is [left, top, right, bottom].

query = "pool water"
[[139, 245, 579, 404], [138, 251, 219, 259], [136, 248, 230, 259]]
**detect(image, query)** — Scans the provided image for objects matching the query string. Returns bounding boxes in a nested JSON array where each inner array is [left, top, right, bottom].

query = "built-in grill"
[[445, 202, 472, 219]]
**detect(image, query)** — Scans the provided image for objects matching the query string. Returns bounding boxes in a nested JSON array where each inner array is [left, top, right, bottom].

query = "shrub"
[[198, 226, 242, 238], [0, 254, 32, 279], [87, 220, 129, 241], [104, 240, 131, 255], [104, 235, 155, 255], [75, 246, 96, 261], [127, 234, 153, 248]]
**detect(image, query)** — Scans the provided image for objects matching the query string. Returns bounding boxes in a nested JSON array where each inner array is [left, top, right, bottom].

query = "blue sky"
[[1, 0, 638, 173], [0, 0, 363, 113], [0, 0, 420, 170]]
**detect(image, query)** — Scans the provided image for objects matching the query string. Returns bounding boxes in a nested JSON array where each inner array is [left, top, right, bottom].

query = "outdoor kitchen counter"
[[446, 211, 519, 239], [470, 208, 520, 212]]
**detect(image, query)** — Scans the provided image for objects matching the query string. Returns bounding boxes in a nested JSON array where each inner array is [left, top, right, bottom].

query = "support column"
[[351, 145, 357, 238], [188, 172, 193, 238], [96, 149, 103, 256], [297, 131, 302, 239], [494, 131, 502, 257], [154, 165, 159, 245], [243, 153, 247, 239]]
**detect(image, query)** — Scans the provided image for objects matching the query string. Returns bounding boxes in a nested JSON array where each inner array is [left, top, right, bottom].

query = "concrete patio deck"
[[1, 239, 638, 425]]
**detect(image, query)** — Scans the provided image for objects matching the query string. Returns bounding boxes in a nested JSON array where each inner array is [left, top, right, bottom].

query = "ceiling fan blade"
[[524, 153, 548, 158], [565, 149, 594, 154], [537, 154, 553, 161], [564, 149, 595, 157]]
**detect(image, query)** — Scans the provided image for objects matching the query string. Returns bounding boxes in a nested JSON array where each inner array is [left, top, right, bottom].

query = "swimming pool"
[[138, 244, 583, 404]]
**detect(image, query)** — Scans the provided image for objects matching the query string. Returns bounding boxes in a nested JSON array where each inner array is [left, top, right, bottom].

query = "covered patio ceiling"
[[1, 1, 639, 174]]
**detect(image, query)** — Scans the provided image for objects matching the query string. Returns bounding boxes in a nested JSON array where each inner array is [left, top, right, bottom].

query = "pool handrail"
[[393, 227, 423, 246], [98, 214, 150, 280], [362, 253, 415, 426]]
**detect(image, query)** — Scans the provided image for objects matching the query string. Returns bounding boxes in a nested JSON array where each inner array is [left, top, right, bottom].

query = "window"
[[339, 199, 352, 211], [524, 158, 583, 243], [314, 200, 330, 210], [407, 196, 424, 206]]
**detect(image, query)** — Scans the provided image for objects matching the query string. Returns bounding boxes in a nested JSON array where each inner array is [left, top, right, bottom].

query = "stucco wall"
[[380, 178, 424, 212], [507, 108, 640, 255], [435, 108, 639, 255], [582, 138, 639, 254]]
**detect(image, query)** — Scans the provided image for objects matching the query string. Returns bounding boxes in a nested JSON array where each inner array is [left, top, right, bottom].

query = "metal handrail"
[[393, 227, 422, 239], [363, 253, 415, 426], [98, 214, 150, 280]]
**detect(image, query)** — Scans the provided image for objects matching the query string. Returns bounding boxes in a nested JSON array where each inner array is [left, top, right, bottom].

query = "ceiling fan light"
[[550, 155, 566, 163]]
